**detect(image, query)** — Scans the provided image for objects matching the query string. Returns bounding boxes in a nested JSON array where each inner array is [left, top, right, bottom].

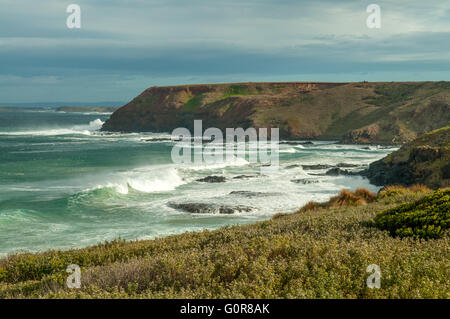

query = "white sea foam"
[[279, 147, 297, 153], [90, 165, 186, 195], [186, 156, 250, 171], [0, 119, 104, 136]]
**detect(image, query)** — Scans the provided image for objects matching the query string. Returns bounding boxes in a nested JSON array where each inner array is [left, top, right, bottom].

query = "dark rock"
[[285, 164, 301, 169], [341, 124, 379, 144], [442, 163, 450, 179], [290, 178, 320, 184], [229, 191, 281, 197], [232, 174, 261, 179], [142, 137, 173, 142], [325, 167, 355, 176], [302, 164, 333, 170], [363, 159, 413, 186], [196, 176, 226, 183], [409, 146, 440, 163], [336, 163, 359, 168], [280, 141, 314, 145], [363, 125, 450, 189], [169, 202, 253, 214]]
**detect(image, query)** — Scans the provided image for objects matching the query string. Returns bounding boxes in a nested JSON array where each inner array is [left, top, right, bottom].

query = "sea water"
[[0, 107, 398, 256]]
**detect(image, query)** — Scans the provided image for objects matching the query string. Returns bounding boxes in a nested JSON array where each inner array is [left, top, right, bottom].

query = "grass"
[[363, 83, 423, 106], [182, 95, 203, 112], [222, 85, 257, 98], [0, 187, 448, 299]]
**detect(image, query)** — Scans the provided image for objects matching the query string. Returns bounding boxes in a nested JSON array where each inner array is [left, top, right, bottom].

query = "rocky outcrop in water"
[[290, 178, 321, 184], [302, 164, 333, 170], [229, 191, 281, 197], [196, 176, 226, 183], [325, 168, 357, 176], [169, 202, 254, 214]]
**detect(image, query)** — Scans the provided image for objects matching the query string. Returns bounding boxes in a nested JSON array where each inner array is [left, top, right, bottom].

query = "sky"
[[0, 0, 449, 104]]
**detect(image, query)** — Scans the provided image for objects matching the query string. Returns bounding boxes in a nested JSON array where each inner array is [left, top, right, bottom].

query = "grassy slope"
[[1, 190, 448, 299], [102, 81, 450, 144]]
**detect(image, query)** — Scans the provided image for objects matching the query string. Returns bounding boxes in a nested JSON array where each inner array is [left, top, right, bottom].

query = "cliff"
[[364, 126, 450, 189], [101, 81, 450, 144]]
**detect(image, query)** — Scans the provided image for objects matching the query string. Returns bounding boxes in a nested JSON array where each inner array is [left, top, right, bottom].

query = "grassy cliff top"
[[384, 126, 450, 164], [1, 187, 448, 299]]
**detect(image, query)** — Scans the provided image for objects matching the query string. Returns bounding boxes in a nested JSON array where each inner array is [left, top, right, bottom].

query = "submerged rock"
[[290, 178, 321, 184], [196, 176, 226, 183], [232, 174, 262, 179], [302, 164, 333, 170], [142, 137, 173, 142], [229, 191, 281, 197], [169, 202, 253, 214], [325, 167, 356, 176], [280, 141, 314, 145], [336, 163, 359, 168]]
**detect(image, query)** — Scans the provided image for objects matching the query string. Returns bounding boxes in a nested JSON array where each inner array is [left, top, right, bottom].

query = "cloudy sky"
[[0, 0, 449, 104]]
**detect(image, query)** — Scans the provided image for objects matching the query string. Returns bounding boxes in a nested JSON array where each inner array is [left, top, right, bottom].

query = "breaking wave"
[[0, 119, 104, 136]]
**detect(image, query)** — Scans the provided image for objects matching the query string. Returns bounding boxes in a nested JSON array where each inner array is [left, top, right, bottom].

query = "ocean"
[[0, 107, 398, 256]]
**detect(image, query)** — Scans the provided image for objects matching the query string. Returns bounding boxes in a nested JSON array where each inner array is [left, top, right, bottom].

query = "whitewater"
[[0, 107, 398, 256]]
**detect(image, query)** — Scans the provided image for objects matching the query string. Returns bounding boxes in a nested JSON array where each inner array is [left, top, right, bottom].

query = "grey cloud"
[[0, 0, 448, 103]]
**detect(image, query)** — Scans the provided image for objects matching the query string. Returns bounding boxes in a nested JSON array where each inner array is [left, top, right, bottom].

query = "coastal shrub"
[[328, 189, 376, 207], [374, 189, 450, 239], [0, 267, 6, 281], [354, 188, 377, 202], [1, 191, 449, 298], [297, 188, 377, 213], [377, 184, 432, 204]]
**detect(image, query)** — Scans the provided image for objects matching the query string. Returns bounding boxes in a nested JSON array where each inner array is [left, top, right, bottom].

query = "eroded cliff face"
[[101, 81, 450, 144], [364, 126, 450, 189]]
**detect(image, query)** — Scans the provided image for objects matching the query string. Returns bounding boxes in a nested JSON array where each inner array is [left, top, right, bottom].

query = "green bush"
[[374, 189, 450, 239]]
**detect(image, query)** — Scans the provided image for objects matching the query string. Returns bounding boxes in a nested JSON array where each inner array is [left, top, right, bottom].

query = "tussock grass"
[[377, 184, 432, 204], [0, 189, 448, 299], [297, 188, 377, 213]]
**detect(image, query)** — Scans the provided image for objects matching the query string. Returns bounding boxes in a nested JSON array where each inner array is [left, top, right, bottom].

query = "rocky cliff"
[[101, 81, 450, 144], [364, 126, 450, 189]]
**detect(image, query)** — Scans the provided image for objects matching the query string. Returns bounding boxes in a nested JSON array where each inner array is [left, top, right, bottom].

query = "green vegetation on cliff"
[[365, 126, 450, 188], [101, 81, 450, 144], [1, 187, 448, 299], [56, 106, 119, 113]]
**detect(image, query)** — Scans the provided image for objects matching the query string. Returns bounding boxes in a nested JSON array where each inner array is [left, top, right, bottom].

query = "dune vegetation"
[[0, 186, 448, 299]]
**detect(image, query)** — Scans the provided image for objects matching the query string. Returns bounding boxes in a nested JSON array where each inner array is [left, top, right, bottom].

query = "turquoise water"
[[0, 108, 397, 256]]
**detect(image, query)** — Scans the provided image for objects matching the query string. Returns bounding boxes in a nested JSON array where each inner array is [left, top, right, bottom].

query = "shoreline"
[[1, 186, 447, 299]]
